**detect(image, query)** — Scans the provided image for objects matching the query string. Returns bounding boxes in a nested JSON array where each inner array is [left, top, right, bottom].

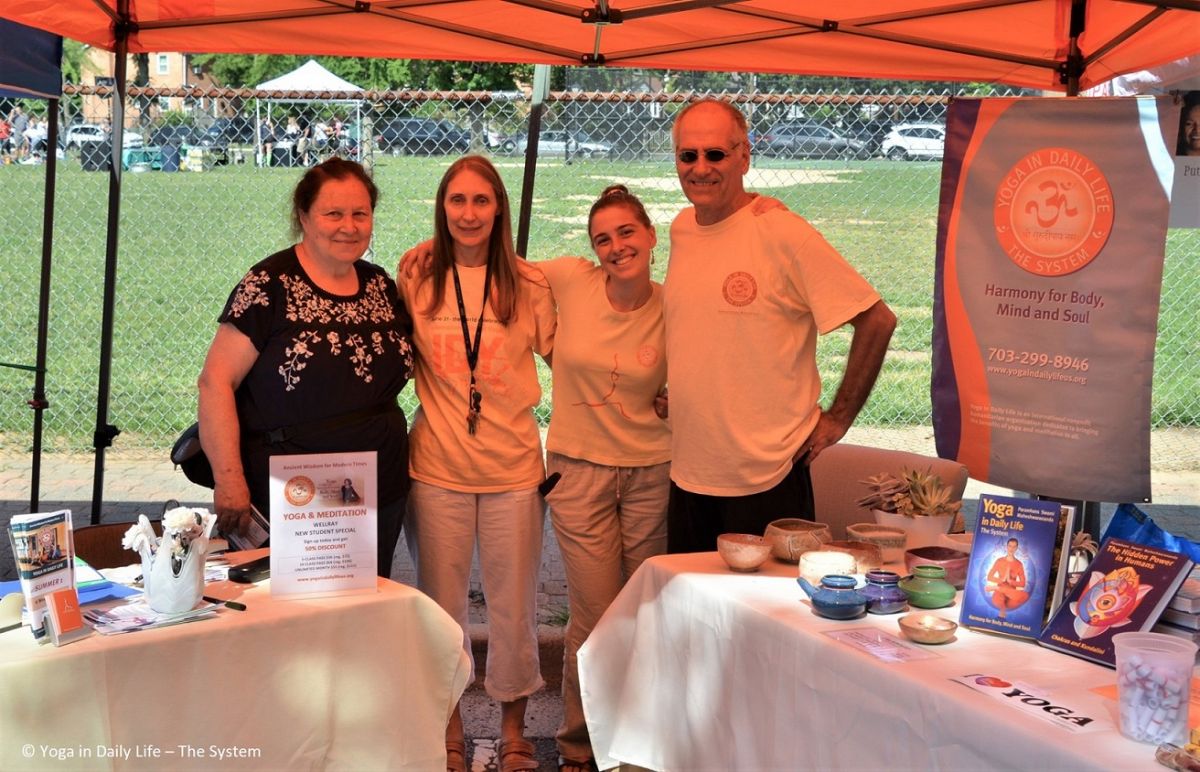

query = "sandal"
[[559, 757, 599, 772], [498, 738, 539, 772], [445, 740, 467, 772]]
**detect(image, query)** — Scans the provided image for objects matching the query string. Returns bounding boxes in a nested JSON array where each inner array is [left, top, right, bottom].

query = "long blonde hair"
[[420, 155, 521, 325]]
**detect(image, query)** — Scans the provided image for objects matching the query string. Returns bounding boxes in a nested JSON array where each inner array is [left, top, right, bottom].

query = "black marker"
[[203, 595, 247, 611]]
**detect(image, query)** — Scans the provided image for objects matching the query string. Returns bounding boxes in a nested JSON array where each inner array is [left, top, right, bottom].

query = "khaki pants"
[[407, 481, 545, 702], [545, 452, 670, 762]]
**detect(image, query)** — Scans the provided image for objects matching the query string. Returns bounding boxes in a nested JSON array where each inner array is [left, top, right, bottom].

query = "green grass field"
[[0, 154, 1195, 452]]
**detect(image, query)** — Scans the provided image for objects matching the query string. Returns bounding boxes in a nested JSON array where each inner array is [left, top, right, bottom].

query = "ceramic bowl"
[[717, 533, 773, 573], [763, 519, 831, 563], [898, 612, 958, 644], [846, 523, 908, 563], [938, 532, 974, 552], [798, 550, 858, 586], [904, 545, 971, 589], [820, 540, 884, 574]]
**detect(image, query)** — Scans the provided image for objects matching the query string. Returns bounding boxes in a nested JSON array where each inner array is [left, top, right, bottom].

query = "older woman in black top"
[[197, 158, 414, 576]]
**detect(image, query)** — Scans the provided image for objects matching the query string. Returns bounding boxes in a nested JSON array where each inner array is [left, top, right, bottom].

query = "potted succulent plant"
[[856, 467, 963, 548]]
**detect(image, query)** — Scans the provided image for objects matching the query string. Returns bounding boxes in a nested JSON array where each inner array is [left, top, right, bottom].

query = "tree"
[[192, 53, 528, 91]]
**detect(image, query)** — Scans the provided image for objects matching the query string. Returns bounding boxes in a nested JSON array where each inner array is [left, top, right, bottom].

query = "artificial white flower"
[[121, 514, 159, 555]]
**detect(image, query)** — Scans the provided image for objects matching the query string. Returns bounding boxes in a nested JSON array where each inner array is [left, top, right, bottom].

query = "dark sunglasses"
[[677, 143, 741, 164]]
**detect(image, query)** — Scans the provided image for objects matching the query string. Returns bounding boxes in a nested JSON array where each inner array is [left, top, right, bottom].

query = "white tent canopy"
[[1084, 56, 1200, 96], [256, 59, 363, 93], [254, 60, 365, 168]]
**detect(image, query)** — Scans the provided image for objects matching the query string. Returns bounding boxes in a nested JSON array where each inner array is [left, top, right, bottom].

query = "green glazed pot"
[[898, 565, 957, 609]]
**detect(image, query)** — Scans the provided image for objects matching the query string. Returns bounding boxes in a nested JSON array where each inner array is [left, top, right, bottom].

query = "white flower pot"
[[872, 509, 955, 550]]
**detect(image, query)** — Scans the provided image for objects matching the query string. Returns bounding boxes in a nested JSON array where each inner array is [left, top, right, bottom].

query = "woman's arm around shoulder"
[[516, 259, 557, 361]]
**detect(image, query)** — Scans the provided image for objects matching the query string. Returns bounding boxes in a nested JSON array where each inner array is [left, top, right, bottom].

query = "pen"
[[203, 595, 247, 611]]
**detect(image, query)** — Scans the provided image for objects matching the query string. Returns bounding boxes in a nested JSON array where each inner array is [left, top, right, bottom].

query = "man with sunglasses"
[[663, 98, 897, 553]]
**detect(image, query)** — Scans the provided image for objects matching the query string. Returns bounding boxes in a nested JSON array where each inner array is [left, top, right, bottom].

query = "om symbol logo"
[[993, 148, 1113, 277], [722, 271, 757, 307]]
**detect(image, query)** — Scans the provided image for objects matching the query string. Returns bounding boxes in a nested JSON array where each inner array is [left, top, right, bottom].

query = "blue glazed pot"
[[861, 570, 909, 614], [797, 574, 867, 619]]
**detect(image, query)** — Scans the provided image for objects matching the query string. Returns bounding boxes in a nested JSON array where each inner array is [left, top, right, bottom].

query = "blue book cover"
[[1038, 537, 1193, 667], [959, 494, 1062, 639]]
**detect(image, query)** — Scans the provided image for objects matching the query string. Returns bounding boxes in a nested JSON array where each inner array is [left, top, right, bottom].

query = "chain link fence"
[[0, 79, 1195, 478]]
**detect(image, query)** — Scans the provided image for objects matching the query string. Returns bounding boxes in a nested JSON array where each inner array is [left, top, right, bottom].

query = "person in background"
[[258, 118, 276, 167], [296, 114, 313, 166], [0, 117, 11, 162], [398, 155, 555, 772], [8, 105, 28, 161], [664, 98, 896, 553], [197, 158, 413, 577]]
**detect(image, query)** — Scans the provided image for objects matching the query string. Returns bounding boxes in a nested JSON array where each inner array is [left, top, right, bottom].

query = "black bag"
[[170, 402, 399, 491], [171, 422, 215, 489]]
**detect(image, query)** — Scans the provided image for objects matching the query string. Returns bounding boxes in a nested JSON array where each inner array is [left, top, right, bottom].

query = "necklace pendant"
[[467, 410, 479, 435]]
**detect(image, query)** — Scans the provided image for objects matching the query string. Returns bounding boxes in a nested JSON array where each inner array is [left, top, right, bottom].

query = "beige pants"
[[407, 481, 546, 702], [545, 452, 670, 762]]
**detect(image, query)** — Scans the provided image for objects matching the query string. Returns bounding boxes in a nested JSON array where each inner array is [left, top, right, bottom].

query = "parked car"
[[148, 125, 229, 165], [755, 121, 866, 159], [846, 121, 894, 158], [205, 117, 255, 144], [880, 123, 946, 160], [510, 130, 612, 159], [373, 117, 470, 155], [64, 123, 143, 150]]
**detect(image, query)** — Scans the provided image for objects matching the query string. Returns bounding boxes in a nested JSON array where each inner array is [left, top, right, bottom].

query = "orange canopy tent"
[[3, 0, 1199, 94]]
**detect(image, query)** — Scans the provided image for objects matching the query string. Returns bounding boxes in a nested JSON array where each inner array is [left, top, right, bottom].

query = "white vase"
[[145, 512, 215, 615], [872, 509, 955, 550], [147, 542, 206, 614]]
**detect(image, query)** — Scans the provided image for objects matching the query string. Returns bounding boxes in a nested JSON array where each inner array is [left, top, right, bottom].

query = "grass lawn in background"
[[0, 156, 1194, 452]]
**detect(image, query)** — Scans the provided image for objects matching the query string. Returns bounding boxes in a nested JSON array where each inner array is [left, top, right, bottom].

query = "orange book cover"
[[47, 587, 84, 634]]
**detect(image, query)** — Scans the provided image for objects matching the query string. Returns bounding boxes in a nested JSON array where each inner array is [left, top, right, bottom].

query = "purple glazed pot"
[[861, 569, 909, 614]]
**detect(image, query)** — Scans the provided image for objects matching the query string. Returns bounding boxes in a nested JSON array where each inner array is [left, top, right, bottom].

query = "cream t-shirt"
[[664, 206, 880, 496], [399, 260, 556, 493], [539, 257, 670, 467]]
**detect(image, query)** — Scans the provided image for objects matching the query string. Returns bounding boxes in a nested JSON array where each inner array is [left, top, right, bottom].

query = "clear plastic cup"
[[1113, 632, 1198, 745]]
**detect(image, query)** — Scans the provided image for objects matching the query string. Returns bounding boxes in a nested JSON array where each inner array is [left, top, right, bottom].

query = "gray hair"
[[672, 98, 749, 148]]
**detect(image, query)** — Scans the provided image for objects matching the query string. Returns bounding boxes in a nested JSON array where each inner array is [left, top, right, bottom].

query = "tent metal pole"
[[89, 6, 130, 524], [29, 98, 60, 513], [516, 65, 552, 257], [1064, 0, 1098, 541], [1063, 0, 1087, 97]]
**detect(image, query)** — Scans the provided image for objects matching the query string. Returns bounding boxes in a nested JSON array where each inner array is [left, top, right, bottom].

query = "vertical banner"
[[932, 97, 1179, 502]]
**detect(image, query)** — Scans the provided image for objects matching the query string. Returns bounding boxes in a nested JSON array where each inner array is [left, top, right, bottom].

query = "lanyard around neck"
[[451, 260, 492, 434]]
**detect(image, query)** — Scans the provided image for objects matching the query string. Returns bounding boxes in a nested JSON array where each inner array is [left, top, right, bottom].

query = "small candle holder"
[[897, 612, 957, 644]]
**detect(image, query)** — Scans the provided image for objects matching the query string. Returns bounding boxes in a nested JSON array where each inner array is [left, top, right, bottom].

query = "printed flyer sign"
[[932, 96, 1180, 502], [824, 628, 941, 663], [268, 451, 377, 597]]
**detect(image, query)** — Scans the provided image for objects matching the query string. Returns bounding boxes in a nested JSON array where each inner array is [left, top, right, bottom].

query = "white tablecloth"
[[579, 552, 1173, 771], [1, 571, 471, 771]]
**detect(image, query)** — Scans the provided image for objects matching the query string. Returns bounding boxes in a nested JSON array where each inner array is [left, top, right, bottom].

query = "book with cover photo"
[[959, 494, 1062, 640], [1038, 537, 1194, 668]]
